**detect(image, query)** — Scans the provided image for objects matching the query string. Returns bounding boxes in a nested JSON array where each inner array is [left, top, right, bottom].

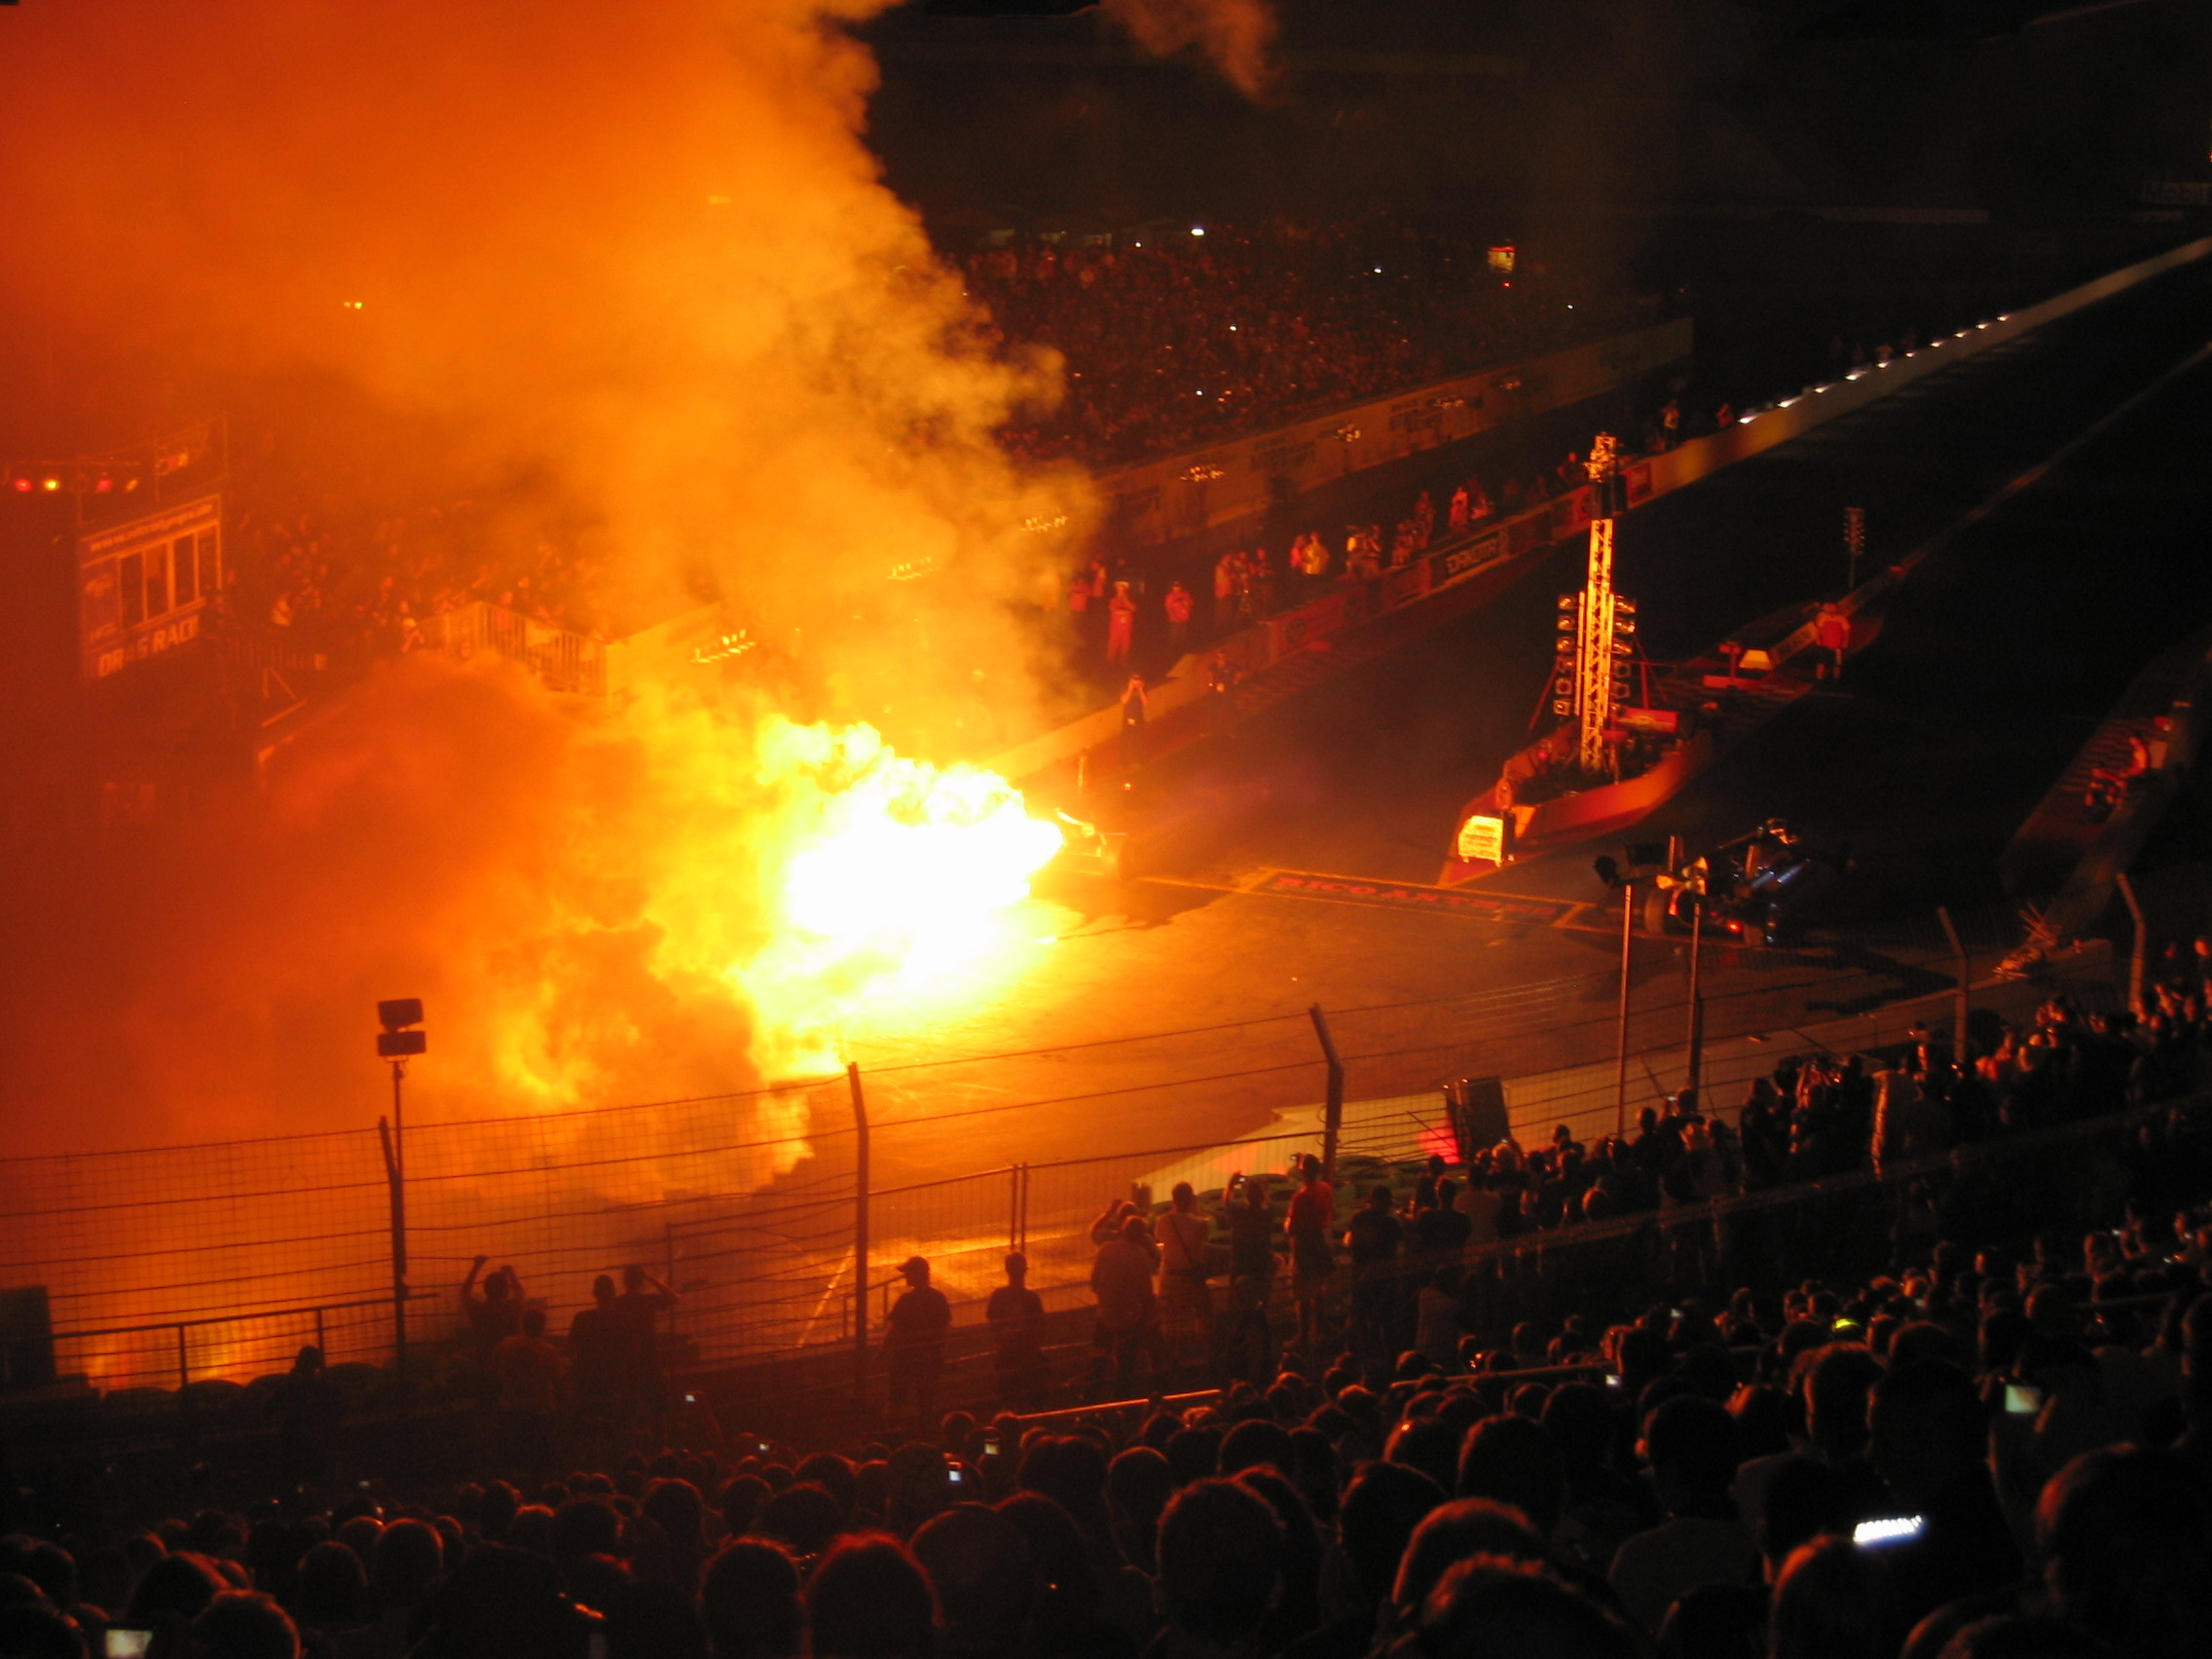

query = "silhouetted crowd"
[[16, 937, 2212, 1659], [9, 1192, 2212, 1659], [968, 223, 1628, 468], [224, 498, 595, 665], [1467, 983, 2212, 1244]]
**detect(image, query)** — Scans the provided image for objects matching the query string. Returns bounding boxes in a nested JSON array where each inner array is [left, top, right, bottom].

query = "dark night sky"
[[859, 0, 2209, 235]]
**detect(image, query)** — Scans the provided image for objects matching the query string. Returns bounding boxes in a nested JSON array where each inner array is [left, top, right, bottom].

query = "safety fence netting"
[[0, 906, 2096, 1393]]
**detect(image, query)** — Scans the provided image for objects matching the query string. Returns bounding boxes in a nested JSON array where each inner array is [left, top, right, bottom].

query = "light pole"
[[1595, 848, 1660, 1138], [375, 999, 425, 1382], [1683, 898, 1706, 1096], [1616, 880, 1635, 1138]]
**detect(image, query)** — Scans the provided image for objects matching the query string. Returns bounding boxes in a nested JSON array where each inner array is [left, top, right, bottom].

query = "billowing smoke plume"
[[1103, 0, 1280, 99], [0, 1, 1109, 1151]]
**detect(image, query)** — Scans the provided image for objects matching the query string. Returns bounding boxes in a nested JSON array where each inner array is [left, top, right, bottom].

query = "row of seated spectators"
[[6, 1201, 2211, 1659], [967, 222, 1632, 470]]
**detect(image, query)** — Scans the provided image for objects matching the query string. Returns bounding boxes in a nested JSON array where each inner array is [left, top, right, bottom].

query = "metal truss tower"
[[1573, 435, 1630, 775]]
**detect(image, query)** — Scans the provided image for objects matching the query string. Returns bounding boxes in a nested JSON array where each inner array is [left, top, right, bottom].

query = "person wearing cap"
[[883, 1257, 951, 1430]]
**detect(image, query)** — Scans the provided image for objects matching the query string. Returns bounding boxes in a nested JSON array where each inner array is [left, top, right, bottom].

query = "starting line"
[[1153, 866, 1606, 931]]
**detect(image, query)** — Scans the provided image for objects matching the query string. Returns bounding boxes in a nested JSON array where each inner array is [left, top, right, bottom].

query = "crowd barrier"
[[418, 600, 607, 697]]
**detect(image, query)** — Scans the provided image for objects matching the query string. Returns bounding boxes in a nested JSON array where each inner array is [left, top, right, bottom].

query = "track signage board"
[[78, 494, 221, 682]]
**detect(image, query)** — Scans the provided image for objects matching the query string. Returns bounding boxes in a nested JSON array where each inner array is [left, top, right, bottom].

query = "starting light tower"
[[1564, 436, 1635, 776]]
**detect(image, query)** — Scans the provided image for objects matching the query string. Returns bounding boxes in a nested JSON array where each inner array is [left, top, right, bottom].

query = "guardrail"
[[418, 601, 606, 696], [53, 1294, 434, 1396]]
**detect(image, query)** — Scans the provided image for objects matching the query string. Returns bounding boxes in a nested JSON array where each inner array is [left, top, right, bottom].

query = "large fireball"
[[779, 724, 1063, 970], [736, 718, 1064, 1073]]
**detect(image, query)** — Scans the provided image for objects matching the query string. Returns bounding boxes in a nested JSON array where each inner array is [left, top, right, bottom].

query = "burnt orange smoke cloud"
[[0, 0, 1087, 715], [0, 0, 1275, 1156], [0, 1, 1103, 1151]]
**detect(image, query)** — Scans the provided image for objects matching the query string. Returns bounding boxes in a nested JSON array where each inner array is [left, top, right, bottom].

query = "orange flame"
[[740, 717, 1064, 1074]]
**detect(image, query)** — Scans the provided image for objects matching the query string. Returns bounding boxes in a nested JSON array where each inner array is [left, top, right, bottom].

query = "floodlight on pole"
[[375, 999, 424, 1385]]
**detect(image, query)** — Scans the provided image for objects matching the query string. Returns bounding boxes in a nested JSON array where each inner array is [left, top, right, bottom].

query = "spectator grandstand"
[[964, 221, 1634, 468]]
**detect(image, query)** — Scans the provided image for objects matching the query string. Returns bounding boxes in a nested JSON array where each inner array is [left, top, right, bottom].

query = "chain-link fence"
[[0, 1076, 853, 1391], [0, 929, 2116, 1394]]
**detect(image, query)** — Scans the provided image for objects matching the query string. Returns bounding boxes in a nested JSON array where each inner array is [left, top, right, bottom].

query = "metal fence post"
[[848, 1062, 870, 1400], [1309, 1005, 1345, 1183], [376, 1115, 406, 1382], [176, 1324, 188, 1391], [1937, 906, 1971, 1060], [1009, 1166, 1020, 1254]]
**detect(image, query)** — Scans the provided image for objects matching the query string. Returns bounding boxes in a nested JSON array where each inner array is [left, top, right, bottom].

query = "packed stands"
[[966, 220, 1631, 468]]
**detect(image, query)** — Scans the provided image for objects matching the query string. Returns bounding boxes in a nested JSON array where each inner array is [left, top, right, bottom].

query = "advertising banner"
[[78, 495, 221, 682]]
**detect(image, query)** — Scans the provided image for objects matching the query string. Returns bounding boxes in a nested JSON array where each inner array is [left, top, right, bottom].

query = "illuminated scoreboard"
[[77, 495, 222, 682]]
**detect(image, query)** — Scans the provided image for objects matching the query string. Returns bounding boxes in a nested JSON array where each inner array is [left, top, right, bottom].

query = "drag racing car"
[[1598, 819, 1849, 946]]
